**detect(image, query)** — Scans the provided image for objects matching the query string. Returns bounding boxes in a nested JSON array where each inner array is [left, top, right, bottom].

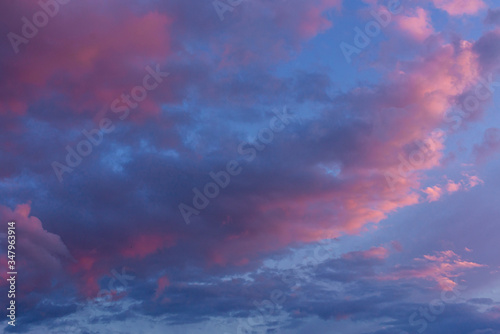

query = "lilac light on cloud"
[[0, 0, 500, 333]]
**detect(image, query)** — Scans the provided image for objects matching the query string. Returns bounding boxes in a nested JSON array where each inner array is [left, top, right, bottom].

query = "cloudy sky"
[[1, 0, 500, 333]]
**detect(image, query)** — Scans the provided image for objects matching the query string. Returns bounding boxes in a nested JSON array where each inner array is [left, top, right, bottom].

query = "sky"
[[1, 0, 500, 333]]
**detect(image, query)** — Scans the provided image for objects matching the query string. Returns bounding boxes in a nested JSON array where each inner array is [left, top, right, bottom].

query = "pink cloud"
[[0, 0, 173, 117], [430, 0, 486, 16], [296, 0, 342, 39], [65, 231, 176, 297], [273, 0, 342, 39], [423, 185, 444, 202], [467, 174, 484, 187], [0, 203, 71, 294], [423, 174, 483, 202], [0, 5, 489, 286], [0, 204, 70, 264], [396, 8, 434, 41], [381, 250, 485, 290], [121, 234, 176, 259], [342, 246, 390, 260], [446, 180, 462, 193], [109, 41, 483, 271], [219, 40, 484, 255]]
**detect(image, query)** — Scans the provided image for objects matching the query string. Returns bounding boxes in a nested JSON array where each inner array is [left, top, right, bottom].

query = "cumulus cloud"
[[0, 0, 499, 332], [423, 185, 445, 202], [423, 174, 483, 202], [395, 8, 434, 41], [0, 203, 71, 293]]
